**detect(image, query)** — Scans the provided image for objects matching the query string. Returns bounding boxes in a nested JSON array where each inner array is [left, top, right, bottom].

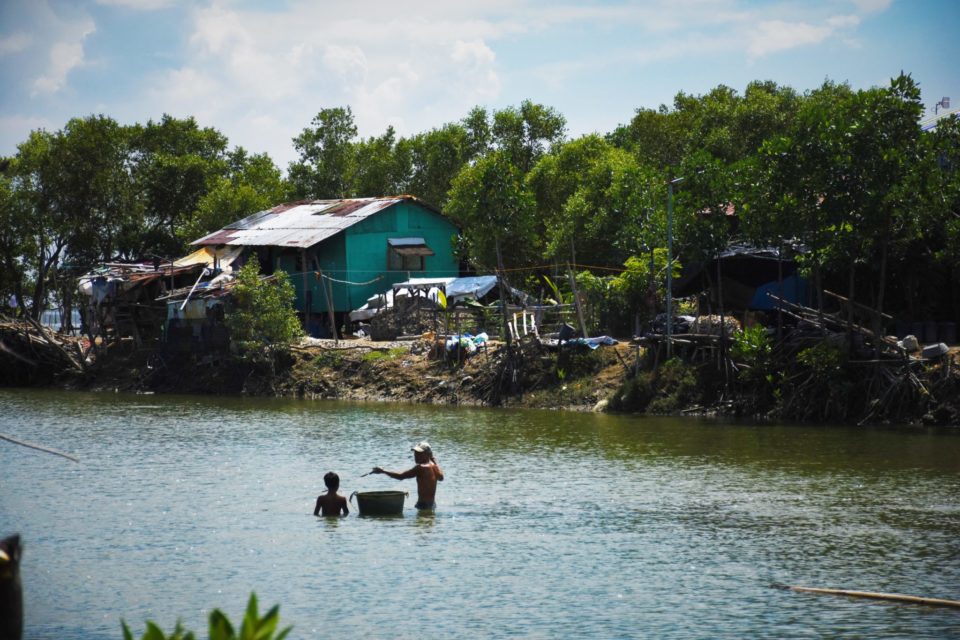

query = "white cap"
[[411, 441, 432, 455]]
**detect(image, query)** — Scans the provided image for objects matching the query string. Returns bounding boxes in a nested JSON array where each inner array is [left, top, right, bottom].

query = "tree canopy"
[[3, 75, 959, 329]]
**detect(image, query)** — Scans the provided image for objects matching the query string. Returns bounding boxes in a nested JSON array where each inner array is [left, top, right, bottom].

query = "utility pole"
[[666, 177, 684, 358]]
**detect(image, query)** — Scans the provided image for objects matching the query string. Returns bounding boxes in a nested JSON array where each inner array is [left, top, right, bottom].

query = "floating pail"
[[350, 490, 407, 516]]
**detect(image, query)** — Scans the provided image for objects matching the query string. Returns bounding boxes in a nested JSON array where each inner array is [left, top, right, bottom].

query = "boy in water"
[[313, 471, 349, 516], [371, 441, 444, 510]]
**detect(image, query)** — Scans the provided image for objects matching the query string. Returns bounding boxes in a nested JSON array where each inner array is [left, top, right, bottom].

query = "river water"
[[1, 388, 959, 639]]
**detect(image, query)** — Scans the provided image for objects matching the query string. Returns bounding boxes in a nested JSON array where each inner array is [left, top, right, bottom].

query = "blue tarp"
[[749, 274, 808, 310], [445, 276, 498, 301], [568, 336, 619, 350]]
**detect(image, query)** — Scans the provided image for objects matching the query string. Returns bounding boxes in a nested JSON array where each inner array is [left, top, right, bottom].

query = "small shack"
[[190, 196, 460, 336], [77, 261, 208, 346], [673, 243, 808, 315]]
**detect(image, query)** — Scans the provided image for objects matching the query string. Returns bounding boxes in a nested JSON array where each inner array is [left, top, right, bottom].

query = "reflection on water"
[[1, 388, 959, 639]]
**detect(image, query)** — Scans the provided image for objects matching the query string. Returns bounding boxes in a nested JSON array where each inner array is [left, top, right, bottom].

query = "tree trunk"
[[815, 261, 824, 331], [716, 251, 729, 392], [847, 256, 856, 353], [569, 239, 588, 339], [777, 238, 784, 341], [62, 287, 74, 335], [495, 237, 511, 347], [874, 234, 890, 359]]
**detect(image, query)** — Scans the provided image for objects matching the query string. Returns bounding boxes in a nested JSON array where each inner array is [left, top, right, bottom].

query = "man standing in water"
[[371, 442, 444, 510]]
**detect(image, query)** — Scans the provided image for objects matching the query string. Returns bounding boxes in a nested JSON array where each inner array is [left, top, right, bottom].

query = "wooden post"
[[301, 249, 311, 335], [568, 262, 588, 340], [495, 237, 511, 347], [716, 251, 729, 392], [784, 585, 960, 609], [777, 238, 783, 341], [456, 312, 462, 367], [317, 270, 338, 346]]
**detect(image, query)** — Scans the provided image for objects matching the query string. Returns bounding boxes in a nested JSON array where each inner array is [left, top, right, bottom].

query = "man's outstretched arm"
[[371, 466, 418, 480]]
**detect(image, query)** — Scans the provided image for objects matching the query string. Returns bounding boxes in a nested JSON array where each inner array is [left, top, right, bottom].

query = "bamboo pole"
[[567, 262, 588, 340], [0, 432, 79, 463], [317, 270, 339, 346], [785, 585, 960, 609], [301, 249, 311, 334]]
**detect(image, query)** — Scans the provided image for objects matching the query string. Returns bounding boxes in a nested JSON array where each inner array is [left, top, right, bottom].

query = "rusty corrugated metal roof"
[[191, 196, 424, 248]]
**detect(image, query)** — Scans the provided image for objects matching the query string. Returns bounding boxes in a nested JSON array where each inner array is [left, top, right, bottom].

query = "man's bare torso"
[[415, 461, 442, 506]]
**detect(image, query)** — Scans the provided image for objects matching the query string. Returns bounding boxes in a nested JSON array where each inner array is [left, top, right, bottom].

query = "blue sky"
[[1, 0, 958, 170]]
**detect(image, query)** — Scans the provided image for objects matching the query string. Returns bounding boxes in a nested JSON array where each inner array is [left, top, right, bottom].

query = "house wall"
[[292, 201, 459, 315], [342, 201, 459, 311], [278, 233, 347, 314]]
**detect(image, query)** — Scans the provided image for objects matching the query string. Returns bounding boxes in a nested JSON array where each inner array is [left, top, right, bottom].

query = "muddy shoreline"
[[25, 334, 954, 428]]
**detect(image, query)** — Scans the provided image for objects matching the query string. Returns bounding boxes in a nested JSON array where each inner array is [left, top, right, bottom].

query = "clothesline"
[[318, 273, 383, 287]]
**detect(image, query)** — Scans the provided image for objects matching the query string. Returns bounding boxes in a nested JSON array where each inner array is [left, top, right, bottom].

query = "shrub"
[[647, 358, 699, 414], [226, 255, 303, 361], [796, 340, 844, 379], [609, 372, 656, 412], [731, 324, 772, 384], [121, 593, 291, 640], [609, 358, 700, 414]]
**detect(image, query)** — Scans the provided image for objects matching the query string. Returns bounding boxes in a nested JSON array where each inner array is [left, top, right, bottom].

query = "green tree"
[[351, 126, 409, 197], [4, 116, 137, 318], [129, 114, 230, 257], [926, 113, 960, 320], [0, 167, 29, 311], [445, 151, 538, 270], [609, 250, 677, 328], [462, 105, 493, 158], [178, 148, 288, 243], [490, 100, 566, 173], [527, 134, 613, 231], [838, 74, 925, 338], [402, 123, 475, 209], [288, 107, 358, 198], [226, 255, 303, 360], [745, 81, 856, 313], [608, 104, 686, 170]]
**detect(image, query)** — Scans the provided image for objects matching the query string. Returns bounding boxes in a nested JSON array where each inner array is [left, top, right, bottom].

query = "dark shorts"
[[415, 501, 436, 510]]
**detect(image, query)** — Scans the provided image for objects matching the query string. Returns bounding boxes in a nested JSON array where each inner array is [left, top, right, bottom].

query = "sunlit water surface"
[[1, 389, 959, 639]]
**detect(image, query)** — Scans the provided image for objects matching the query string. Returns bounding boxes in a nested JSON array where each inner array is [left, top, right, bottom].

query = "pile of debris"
[[766, 294, 957, 425], [0, 316, 87, 385]]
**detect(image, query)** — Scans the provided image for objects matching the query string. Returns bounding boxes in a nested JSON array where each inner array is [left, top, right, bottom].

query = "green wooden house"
[[190, 196, 460, 334]]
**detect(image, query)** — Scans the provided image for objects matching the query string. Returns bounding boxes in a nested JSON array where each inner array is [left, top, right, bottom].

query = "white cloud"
[[827, 15, 861, 28], [16, 0, 896, 167], [31, 15, 95, 96], [0, 32, 31, 55], [128, 1, 522, 166], [0, 114, 56, 154], [851, 0, 892, 14], [747, 20, 832, 57], [322, 44, 369, 86], [450, 39, 500, 101], [95, 0, 175, 9]]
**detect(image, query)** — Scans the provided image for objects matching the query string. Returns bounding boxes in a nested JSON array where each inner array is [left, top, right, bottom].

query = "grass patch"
[[311, 350, 344, 369], [361, 347, 408, 362]]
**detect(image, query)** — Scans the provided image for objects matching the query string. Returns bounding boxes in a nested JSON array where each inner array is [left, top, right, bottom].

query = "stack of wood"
[[767, 292, 907, 360], [0, 316, 86, 385]]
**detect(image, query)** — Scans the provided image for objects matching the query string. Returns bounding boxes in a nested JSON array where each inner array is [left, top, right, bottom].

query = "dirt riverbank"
[[9, 326, 960, 426], [64, 335, 635, 412]]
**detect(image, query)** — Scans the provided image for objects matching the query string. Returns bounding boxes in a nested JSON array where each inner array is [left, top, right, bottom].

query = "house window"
[[387, 237, 434, 272]]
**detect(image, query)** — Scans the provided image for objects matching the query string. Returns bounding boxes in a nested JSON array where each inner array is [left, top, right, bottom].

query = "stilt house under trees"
[[189, 196, 460, 336]]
